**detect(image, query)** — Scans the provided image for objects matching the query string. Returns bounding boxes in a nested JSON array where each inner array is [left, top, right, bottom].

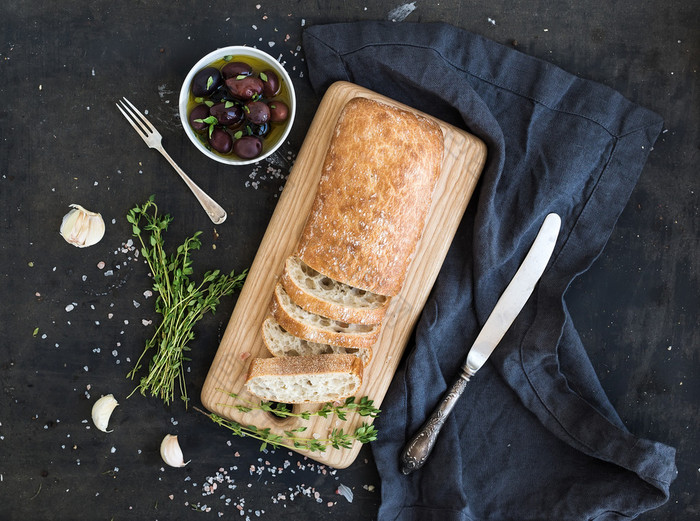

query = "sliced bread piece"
[[281, 256, 390, 325], [262, 316, 372, 366], [270, 283, 381, 349], [245, 354, 363, 404]]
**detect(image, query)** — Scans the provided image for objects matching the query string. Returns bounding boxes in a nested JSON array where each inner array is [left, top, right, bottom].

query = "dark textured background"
[[0, 1, 696, 519]]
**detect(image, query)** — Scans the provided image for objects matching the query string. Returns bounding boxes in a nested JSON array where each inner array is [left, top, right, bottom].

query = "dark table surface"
[[1, 1, 697, 519]]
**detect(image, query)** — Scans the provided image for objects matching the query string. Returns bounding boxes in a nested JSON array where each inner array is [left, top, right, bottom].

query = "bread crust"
[[295, 97, 444, 297], [280, 256, 390, 325], [269, 283, 381, 349], [247, 353, 362, 380], [245, 354, 363, 404], [261, 316, 373, 365]]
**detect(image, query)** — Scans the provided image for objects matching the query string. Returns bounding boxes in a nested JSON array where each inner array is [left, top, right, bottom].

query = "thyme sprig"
[[196, 407, 378, 452], [218, 391, 381, 420], [126, 196, 247, 407]]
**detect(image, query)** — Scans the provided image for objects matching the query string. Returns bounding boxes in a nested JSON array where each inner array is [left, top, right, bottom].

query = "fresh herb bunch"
[[197, 408, 378, 452], [220, 391, 381, 420], [126, 196, 247, 407]]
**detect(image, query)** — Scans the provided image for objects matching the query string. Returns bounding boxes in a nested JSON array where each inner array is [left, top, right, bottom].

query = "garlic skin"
[[160, 434, 190, 468], [60, 204, 105, 248], [91, 394, 119, 432]]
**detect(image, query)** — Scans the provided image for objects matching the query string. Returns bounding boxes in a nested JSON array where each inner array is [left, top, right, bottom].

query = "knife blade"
[[400, 212, 561, 475]]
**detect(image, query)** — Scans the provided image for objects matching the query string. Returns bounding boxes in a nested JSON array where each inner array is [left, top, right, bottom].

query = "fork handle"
[[157, 147, 227, 225]]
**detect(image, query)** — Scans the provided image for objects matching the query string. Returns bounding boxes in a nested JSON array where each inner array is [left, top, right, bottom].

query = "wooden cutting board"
[[201, 81, 486, 468]]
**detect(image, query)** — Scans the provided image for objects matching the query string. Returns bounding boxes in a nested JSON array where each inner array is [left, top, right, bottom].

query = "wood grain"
[[200, 81, 486, 468]]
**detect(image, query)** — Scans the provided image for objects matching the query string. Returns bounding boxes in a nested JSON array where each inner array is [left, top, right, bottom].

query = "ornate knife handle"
[[400, 366, 475, 475]]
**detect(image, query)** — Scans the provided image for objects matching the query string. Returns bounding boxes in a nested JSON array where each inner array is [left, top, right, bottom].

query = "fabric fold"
[[303, 21, 676, 521]]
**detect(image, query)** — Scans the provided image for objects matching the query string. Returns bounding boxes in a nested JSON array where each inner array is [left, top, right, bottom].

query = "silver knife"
[[400, 213, 561, 475]]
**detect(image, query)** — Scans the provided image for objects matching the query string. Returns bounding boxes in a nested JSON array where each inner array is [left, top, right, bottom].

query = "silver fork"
[[116, 97, 227, 225]]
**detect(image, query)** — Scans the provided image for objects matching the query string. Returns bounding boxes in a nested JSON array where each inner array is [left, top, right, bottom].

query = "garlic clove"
[[160, 434, 190, 468], [60, 204, 105, 248], [91, 394, 119, 432]]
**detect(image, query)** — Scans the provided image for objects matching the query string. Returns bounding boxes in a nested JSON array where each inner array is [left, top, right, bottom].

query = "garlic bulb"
[[91, 394, 119, 432], [160, 434, 190, 468], [60, 204, 105, 247]]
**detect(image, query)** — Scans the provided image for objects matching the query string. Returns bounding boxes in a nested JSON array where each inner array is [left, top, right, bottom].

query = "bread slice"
[[270, 283, 381, 349], [262, 316, 372, 366], [281, 256, 389, 325], [295, 97, 444, 297], [245, 354, 363, 404]]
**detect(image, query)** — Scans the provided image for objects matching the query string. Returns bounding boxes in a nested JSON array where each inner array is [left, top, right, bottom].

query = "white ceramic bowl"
[[179, 46, 296, 165]]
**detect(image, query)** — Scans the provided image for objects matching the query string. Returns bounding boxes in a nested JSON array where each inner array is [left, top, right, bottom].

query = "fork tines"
[[116, 97, 156, 141]]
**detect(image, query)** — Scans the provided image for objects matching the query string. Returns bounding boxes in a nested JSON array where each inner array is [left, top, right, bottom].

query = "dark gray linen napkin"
[[302, 22, 677, 521]]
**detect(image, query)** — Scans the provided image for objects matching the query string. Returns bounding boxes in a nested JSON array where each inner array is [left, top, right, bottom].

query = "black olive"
[[188, 104, 211, 132], [247, 122, 270, 138], [207, 85, 235, 103], [208, 128, 233, 154], [188, 57, 290, 159], [268, 101, 289, 123], [260, 69, 280, 97], [221, 61, 253, 79], [210, 102, 244, 127], [244, 101, 270, 125], [225, 76, 264, 100], [233, 136, 263, 159], [191, 67, 222, 97]]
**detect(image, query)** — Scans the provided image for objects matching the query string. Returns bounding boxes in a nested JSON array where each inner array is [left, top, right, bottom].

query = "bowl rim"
[[178, 45, 296, 166]]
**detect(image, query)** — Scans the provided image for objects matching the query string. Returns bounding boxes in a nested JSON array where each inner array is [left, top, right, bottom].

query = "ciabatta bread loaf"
[[245, 354, 363, 404], [262, 316, 372, 366], [295, 97, 444, 297], [249, 97, 445, 405], [281, 256, 389, 326], [270, 283, 381, 349]]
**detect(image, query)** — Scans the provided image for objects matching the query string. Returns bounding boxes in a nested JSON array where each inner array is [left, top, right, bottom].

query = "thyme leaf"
[[126, 197, 247, 407], [196, 407, 378, 453], [218, 391, 381, 419]]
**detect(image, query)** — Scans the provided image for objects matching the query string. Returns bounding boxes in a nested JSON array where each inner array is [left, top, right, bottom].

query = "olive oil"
[[186, 54, 292, 161]]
